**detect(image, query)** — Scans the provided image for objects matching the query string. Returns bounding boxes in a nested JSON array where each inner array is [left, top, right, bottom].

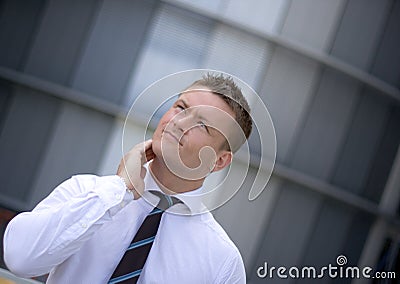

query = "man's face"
[[152, 89, 236, 179]]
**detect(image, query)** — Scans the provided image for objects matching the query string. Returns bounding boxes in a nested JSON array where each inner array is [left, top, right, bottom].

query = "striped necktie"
[[108, 191, 179, 284]]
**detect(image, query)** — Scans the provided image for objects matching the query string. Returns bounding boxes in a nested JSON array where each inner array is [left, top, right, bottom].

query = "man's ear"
[[211, 150, 232, 172]]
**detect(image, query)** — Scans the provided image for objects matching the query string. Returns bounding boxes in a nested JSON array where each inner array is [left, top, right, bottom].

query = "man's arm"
[[3, 174, 130, 277], [3, 140, 153, 278], [218, 249, 247, 284]]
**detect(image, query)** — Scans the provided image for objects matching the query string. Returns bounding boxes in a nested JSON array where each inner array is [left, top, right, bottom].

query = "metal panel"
[[341, 212, 373, 270], [301, 201, 353, 270], [0, 80, 12, 132], [0, 0, 44, 69], [203, 24, 272, 89], [250, 184, 322, 283], [72, 0, 158, 104], [0, 87, 60, 206], [332, 91, 390, 195], [125, 3, 213, 107], [330, 0, 392, 70], [361, 0, 400, 202], [213, 168, 282, 272], [172, 0, 224, 14], [300, 211, 373, 284], [371, 0, 400, 87], [281, 0, 346, 51], [223, 0, 290, 34], [24, 0, 99, 84], [364, 107, 400, 202], [259, 47, 320, 163], [290, 68, 360, 179], [29, 102, 114, 208]]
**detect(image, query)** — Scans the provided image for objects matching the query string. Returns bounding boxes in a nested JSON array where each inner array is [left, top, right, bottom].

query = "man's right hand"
[[117, 140, 155, 199]]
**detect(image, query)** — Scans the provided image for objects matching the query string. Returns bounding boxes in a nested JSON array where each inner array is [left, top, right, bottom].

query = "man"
[[4, 73, 252, 283]]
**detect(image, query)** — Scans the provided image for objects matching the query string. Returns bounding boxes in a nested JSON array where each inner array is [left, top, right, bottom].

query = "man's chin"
[[150, 141, 177, 164]]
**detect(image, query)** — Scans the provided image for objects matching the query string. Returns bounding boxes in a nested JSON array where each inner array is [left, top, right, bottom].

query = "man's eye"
[[176, 105, 185, 112], [198, 121, 209, 133]]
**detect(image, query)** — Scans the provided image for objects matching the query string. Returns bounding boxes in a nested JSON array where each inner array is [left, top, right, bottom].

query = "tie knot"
[[149, 191, 181, 211]]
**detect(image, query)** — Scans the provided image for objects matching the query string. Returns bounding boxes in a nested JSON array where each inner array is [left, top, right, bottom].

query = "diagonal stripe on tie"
[[108, 191, 180, 284], [127, 236, 155, 251], [108, 269, 142, 284]]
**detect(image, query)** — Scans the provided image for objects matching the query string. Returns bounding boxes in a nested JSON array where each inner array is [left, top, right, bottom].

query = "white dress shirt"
[[3, 168, 246, 284]]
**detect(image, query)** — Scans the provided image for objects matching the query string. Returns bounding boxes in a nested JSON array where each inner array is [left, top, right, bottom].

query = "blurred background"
[[0, 0, 399, 283]]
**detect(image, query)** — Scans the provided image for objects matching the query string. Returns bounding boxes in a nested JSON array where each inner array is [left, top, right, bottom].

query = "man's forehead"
[[177, 99, 234, 125], [178, 90, 234, 115]]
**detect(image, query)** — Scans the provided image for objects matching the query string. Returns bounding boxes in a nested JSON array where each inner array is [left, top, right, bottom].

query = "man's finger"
[[143, 139, 152, 151], [145, 145, 155, 161], [142, 139, 153, 163], [140, 166, 147, 179]]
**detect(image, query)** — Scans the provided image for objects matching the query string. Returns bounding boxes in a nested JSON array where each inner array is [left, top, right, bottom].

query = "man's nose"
[[172, 113, 194, 133]]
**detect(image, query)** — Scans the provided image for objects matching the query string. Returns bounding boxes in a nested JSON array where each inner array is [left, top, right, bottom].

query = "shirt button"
[[81, 223, 87, 228], [115, 193, 121, 200], [120, 201, 125, 208]]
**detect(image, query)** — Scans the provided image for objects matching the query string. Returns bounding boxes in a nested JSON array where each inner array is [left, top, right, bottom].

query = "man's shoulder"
[[195, 212, 241, 255]]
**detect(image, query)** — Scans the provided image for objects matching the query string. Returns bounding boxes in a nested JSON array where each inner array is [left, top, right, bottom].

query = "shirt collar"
[[141, 163, 208, 215]]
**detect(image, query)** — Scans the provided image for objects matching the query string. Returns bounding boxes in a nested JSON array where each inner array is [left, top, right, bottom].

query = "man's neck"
[[148, 157, 204, 195]]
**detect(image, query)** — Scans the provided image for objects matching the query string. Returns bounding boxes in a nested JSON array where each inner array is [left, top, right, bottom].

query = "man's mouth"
[[162, 130, 183, 146]]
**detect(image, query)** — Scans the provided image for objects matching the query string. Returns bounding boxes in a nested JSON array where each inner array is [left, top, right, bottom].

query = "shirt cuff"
[[95, 175, 135, 216]]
